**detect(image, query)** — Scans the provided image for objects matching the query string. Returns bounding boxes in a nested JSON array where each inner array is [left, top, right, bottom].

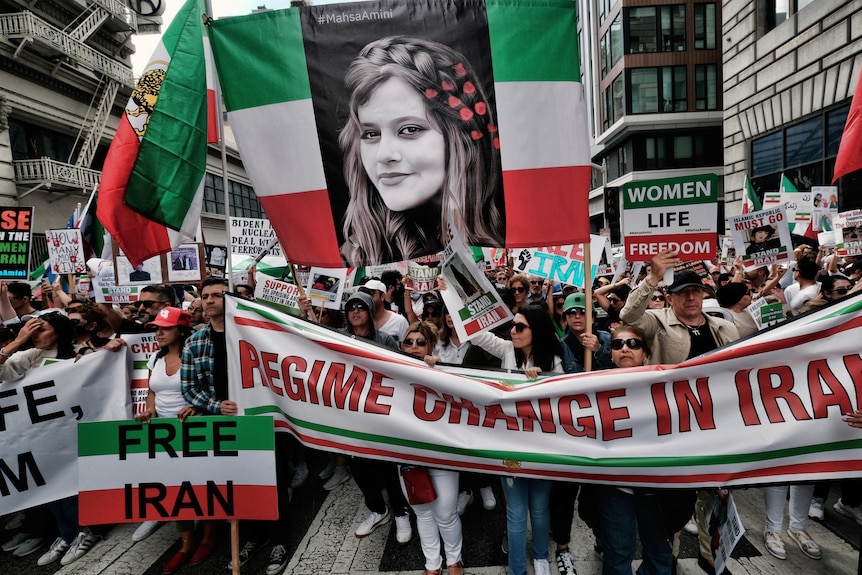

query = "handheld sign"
[[45, 228, 86, 275], [78, 416, 277, 524], [622, 174, 718, 261]]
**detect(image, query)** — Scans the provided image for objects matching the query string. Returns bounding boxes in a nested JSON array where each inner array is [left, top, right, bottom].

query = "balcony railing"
[[0, 12, 134, 87], [93, 0, 137, 31], [14, 158, 101, 191]]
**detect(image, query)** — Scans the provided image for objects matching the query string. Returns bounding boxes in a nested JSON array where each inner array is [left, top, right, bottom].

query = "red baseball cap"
[[146, 307, 191, 329]]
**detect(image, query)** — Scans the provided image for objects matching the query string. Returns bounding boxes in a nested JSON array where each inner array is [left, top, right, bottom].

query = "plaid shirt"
[[180, 324, 222, 415]]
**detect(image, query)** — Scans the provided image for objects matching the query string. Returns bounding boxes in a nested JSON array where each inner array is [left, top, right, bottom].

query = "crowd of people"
[[2, 241, 862, 575]]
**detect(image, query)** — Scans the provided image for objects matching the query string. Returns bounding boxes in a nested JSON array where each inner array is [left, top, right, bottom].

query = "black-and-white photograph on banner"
[[167, 244, 204, 283], [727, 205, 793, 270], [206, 244, 228, 270], [306, 267, 347, 310], [303, 0, 504, 267]]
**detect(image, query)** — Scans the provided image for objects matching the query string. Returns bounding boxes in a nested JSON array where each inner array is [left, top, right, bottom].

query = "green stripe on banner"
[[133, 360, 149, 370], [485, 0, 579, 82], [79, 416, 274, 457], [249, 404, 862, 469], [209, 10, 311, 111]]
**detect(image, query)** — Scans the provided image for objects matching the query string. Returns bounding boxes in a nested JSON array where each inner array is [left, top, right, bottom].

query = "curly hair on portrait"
[[339, 36, 504, 266]]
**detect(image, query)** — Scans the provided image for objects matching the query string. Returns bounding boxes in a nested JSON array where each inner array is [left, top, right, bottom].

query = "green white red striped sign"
[[78, 417, 277, 524], [209, 0, 590, 267]]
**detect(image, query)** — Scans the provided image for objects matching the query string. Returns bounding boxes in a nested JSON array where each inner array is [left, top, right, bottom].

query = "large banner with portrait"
[[209, 0, 591, 268], [227, 294, 862, 489]]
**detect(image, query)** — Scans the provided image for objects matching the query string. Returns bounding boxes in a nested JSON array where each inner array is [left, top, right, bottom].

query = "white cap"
[[363, 279, 387, 293]]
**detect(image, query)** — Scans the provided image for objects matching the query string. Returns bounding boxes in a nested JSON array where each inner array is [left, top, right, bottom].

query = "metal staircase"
[[67, 8, 110, 43], [75, 77, 120, 168]]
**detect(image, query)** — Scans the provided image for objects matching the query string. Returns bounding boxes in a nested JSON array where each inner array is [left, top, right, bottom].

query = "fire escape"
[[0, 0, 136, 196]]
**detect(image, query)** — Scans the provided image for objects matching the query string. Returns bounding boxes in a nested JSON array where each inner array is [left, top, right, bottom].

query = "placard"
[[0, 207, 33, 279], [45, 228, 86, 275]]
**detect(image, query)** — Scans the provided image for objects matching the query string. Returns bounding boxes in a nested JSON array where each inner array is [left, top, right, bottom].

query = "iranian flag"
[[209, 0, 590, 267], [834, 67, 862, 183], [741, 175, 761, 215], [78, 417, 278, 525], [97, 0, 215, 267]]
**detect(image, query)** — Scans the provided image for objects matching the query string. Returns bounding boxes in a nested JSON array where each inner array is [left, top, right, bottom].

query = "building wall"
[[723, 0, 862, 214]]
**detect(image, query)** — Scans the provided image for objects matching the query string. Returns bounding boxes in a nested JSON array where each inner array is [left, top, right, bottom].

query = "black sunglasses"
[[422, 309, 441, 318], [346, 303, 368, 312], [611, 338, 643, 351], [565, 307, 586, 316], [403, 337, 428, 347], [133, 300, 159, 308], [512, 286, 526, 293], [650, 295, 666, 302], [832, 287, 851, 295], [511, 322, 530, 333]]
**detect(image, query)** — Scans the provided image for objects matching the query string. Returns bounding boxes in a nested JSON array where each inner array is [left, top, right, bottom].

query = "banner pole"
[[290, 262, 318, 322], [583, 241, 593, 372], [230, 519, 239, 575]]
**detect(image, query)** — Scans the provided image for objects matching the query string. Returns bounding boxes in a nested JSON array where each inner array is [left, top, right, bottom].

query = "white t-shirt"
[[787, 283, 819, 314], [378, 312, 409, 343], [147, 353, 191, 418], [434, 339, 469, 365]]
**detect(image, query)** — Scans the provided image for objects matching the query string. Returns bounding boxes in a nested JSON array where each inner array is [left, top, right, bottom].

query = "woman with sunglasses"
[[399, 322, 464, 575], [600, 326, 676, 575], [470, 303, 563, 575], [507, 274, 531, 314], [798, 273, 856, 314], [647, 288, 667, 310]]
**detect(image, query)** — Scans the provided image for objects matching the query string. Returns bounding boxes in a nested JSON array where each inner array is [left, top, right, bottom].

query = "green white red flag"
[[833, 68, 862, 183], [209, 0, 591, 267], [97, 0, 214, 266], [741, 175, 761, 215]]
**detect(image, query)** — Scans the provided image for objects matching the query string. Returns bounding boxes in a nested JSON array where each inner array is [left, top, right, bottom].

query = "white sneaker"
[[266, 544, 288, 575], [132, 520, 162, 542], [2, 532, 29, 552], [456, 490, 473, 516], [833, 498, 862, 525], [394, 514, 412, 544], [533, 557, 552, 575], [480, 486, 497, 510], [60, 531, 101, 566], [319, 457, 337, 480], [290, 462, 309, 488], [355, 508, 391, 538], [12, 536, 46, 557], [37, 537, 70, 566], [323, 466, 351, 490], [808, 497, 825, 520], [683, 516, 699, 535]]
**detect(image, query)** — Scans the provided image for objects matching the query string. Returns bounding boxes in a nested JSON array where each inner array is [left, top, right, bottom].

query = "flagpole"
[[583, 241, 593, 372], [204, 1, 233, 291]]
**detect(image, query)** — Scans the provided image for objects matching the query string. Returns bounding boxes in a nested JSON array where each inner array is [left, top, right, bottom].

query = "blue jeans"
[[501, 476, 552, 575], [600, 487, 672, 575]]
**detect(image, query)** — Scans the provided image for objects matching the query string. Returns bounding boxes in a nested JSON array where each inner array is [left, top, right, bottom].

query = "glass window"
[[204, 173, 225, 215], [627, 7, 657, 53], [228, 181, 263, 218], [827, 105, 850, 157], [612, 74, 624, 124], [661, 5, 686, 51], [631, 68, 659, 113], [695, 64, 718, 110], [785, 116, 823, 168], [752, 131, 783, 176], [610, 13, 623, 66], [694, 4, 716, 49], [601, 34, 608, 76]]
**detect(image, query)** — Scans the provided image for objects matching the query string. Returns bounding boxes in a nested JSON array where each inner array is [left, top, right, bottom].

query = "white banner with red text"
[[227, 294, 862, 488]]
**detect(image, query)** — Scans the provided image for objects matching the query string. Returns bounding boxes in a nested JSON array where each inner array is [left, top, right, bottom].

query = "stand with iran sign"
[[727, 205, 793, 270], [227, 293, 862, 488], [622, 174, 718, 262]]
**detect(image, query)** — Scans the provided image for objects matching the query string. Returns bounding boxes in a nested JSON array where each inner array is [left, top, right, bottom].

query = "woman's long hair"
[[39, 312, 76, 360], [401, 321, 439, 354], [156, 326, 192, 359], [339, 36, 504, 266], [513, 303, 562, 372]]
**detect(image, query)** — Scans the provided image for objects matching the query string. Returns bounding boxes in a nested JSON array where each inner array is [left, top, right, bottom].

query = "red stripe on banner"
[[234, 317, 290, 332], [625, 232, 716, 261], [462, 305, 510, 336], [79, 484, 278, 525], [271, 417, 862, 486], [207, 89, 218, 144], [503, 165, 591, 247], [259, 191, 342, 267]]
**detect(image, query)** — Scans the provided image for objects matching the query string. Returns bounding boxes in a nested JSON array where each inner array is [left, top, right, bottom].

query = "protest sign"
[[727, 205, 793, 270], [719, 235, 735, 268], [406, 258, 442, 294], [227, 292, 862, 488], [0, 207, 32, 279], [306, 267, 346, 310], [114, 247, 164, 286], [45, 228, 86, 275], [622, 174, 718, 261], [167, 243, 204, 282], [706, 493, 745, 575], [78, 416, 277, 524], [122, 333, 161, 418], [90, 259, 143, 304], [439, 227, 512, 340], [835, 209, 862, 258], [254, 274, 301, 315], [763, 177, 812, 235], [0, 350, 130, 515], [229, 217, 283, 257], [511, 239, 605, 288]]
